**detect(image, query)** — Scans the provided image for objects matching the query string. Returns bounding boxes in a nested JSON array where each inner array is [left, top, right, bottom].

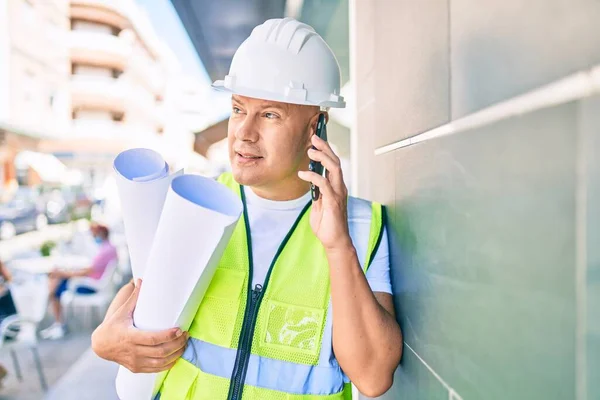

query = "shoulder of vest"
[[217, 172, 240, 193], [347, 196, 385, 272], [347, 196, 381, 220], [217, 171, 233, 184]]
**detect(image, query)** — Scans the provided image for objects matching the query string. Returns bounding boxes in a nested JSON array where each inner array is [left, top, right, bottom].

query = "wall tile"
[[354, 101, 376, 198], [373, 0, 450, 146], [579, 95, 600, 399], [387, 103, 578, 399], [353, 0, 375, 83], [451, 0, 600, 118], [361, 347, 451, 399]]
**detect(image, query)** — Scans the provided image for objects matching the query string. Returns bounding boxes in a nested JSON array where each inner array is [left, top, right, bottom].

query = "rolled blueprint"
[[115, 174, 243, 400], [114, 148, 183, 280]]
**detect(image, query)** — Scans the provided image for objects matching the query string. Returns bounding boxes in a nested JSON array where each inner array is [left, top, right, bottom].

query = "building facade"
[[42, 0, 173, 183], [0, 0, 71, 192], [0, 0, 202, 192]]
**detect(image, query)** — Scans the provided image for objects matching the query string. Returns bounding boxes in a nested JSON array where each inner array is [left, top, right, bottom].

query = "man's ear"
[[309, 111, 328, 134], [309, 113, 319, 134]]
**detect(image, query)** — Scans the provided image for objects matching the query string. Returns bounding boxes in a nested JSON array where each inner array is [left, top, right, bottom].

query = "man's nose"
[[234, 117, 259, 142]]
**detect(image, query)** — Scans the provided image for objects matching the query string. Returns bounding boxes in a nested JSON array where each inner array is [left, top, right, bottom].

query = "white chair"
[[114, 245, 131, 286], [0, 275, 50, 391], [61, 259, 118, 328]]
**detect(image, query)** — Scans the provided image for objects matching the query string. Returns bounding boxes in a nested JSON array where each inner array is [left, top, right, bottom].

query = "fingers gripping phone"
[[309, 113, 327, 201]]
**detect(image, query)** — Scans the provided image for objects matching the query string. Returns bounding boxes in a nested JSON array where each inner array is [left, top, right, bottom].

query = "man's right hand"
[[91, 280, 189, 373]]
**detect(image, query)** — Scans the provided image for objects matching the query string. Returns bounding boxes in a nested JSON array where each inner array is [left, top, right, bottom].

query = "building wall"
[[0, 0, 70, 190], [351, 0, 600, 399], [0, 1, 10, 122], [6, 0, 71, 134]]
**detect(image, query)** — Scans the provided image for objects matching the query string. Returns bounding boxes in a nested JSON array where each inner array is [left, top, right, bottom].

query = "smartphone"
[[309, 113, 327, 201]]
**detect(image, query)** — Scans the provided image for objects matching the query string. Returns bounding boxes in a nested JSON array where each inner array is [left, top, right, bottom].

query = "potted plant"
[[40, 240, 57, 257]]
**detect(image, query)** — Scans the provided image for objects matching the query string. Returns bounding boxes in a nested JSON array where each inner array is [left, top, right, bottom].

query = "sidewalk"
[[0, 330, 92, 400], [44, 349, 119, 400]]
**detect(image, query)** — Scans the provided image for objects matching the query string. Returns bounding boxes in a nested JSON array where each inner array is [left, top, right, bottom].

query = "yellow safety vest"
[[156, 173, 384, 399]]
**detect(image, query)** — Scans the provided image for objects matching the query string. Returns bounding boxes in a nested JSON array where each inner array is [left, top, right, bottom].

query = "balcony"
[[70, 76, 127, 114], [70, 74, 166, 131], [71, 120, 162, 150], [127, 89, 165, 129], [128, 54, 166, 97], [71, 120, 128, 140], [38, 118, 167, 160], [70, 0, 130, 31], [36, 120, 151, 155], [70, 31, 131, 70]]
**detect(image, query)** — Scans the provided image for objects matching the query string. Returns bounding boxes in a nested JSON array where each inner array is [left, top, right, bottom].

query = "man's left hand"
[[298, 134, 351, 251]]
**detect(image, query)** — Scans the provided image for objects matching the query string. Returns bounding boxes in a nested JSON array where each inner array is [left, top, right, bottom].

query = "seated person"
[[0, 260, 18, 386], [41, 225, 117, 340], [0, 260, 17, 323]]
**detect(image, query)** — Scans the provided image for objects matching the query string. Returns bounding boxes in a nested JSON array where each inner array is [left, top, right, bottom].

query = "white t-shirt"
[[243, 187, 392, 294]]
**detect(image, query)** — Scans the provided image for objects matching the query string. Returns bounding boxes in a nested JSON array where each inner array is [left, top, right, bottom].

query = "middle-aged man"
[[92, 18, 402, 399]]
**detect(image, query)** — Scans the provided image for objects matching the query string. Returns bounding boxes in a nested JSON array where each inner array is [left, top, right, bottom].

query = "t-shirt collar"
[[243, 186, 311, 211]]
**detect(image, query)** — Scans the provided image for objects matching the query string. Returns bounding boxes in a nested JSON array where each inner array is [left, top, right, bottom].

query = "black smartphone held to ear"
[[309, 113, 327, 201]]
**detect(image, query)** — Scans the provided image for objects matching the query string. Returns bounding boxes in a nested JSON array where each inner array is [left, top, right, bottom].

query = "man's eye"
[[265, 112, 278, 119], [232, 107, 242, 114]]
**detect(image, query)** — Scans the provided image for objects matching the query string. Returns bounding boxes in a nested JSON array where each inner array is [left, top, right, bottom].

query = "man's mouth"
[[236, 152, 262, 160]]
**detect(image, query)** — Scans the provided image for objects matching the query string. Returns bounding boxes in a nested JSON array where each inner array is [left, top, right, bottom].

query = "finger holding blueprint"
[[113, 149, 243, 400]]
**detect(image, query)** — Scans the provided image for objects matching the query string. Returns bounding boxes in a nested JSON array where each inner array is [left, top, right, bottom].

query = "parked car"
[[43, 188, 71, 224], [38, 185, 100, 224], [0, 188, 48, 240]]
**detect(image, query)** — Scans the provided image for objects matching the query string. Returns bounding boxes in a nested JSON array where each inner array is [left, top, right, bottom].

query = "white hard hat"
[[212, 18, 345, 108]]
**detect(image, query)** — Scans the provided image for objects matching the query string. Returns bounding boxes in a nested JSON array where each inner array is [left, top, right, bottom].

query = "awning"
[[0, 120, 55, 140], [193, 118, 228, 157], [14, 151, 82, 185]]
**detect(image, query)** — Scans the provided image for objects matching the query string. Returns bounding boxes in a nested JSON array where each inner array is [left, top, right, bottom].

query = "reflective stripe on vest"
[[181, 338, 346, 394], [157, 173, 384, 400]]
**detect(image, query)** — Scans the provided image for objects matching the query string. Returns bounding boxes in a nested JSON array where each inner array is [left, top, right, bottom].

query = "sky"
[[134, 0, 231, 123], [134, 0, 210, 83]]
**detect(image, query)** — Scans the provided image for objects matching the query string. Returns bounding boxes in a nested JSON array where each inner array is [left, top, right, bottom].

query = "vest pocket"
[[189, 268, 246, 347], [261, 299, 326, 360]]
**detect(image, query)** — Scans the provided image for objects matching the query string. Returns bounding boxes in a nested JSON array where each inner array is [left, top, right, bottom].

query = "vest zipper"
[[228, 284, 263, 400], [227, 186, 312, 400]]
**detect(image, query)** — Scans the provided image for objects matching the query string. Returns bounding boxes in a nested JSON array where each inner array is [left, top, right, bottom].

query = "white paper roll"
[[115, 174, 243, 400], [113, 148, 183, 280]]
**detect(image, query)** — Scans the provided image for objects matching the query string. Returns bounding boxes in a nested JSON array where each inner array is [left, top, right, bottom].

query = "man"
[[92, 18, 402, 398], [41, 224, 117, 339]]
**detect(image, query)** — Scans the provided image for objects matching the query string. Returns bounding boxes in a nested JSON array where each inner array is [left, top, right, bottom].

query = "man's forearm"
[[328, 241, 402, 397], [66, 267, 93, 278]]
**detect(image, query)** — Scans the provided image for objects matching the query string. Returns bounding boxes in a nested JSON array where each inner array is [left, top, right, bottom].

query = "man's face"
[[228, 95, 319, 189]]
